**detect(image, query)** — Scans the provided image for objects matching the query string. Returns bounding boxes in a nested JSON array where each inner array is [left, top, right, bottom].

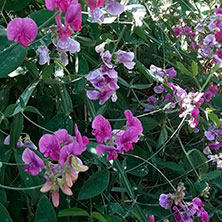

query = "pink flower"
[[7, 18, 38, 47], [85, 0, 104, 10], [65, 0, 82, 32], [22, 148, 44, 176], [39, 134, 60, 161], [55, 14, 72, 41], [92, 115, 112, 143], [148, 215, 155, 222], [96, 144, 118, 161], [52, 190, 60, 207], [216, 30, 222, 43], [45, 0, 71, 12]]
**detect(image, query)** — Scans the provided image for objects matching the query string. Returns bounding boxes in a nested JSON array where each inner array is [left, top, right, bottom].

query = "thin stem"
[[114, 159, 147, 222]]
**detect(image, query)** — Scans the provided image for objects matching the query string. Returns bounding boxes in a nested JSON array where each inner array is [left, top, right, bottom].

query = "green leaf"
[[0, 27, 26, 78], [24, 106, 44, 118], [201, 171, 221, 181], [9, 113, 23, 149], [30, 10, 55, 27], [177, 62, 193, 77], [78, 170, 110, 200], [140, 117, 159, 133], [13, 80, 39, 116], [191, 61, 198, 76], [91, 212, 108, 222], [0, 0, 31, 11], [35, 196, 57, 222], [157, 128, 168, 148], [58, 208, 89, 217], [209, 113, 220, 127], [184, 149, 208, 176], [0, 203, 12, 222], [158, 161, 185, 175], [212, 94, 222, 109], [45, 113, 74, 134], [135, 61, 153, 83]]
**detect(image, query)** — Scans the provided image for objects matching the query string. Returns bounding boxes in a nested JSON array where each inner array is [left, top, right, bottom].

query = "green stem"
[[114, 159, 147, 222]]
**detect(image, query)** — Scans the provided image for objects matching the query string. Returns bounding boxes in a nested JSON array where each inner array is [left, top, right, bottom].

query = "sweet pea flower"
[[89, 8, 104, 22], [39, 134, 60, 161], [215, 8, 222, 15], [159, 193, 172, 209], [7, 17, 38, 47], [92, 115, 112, 143], [93, 110, 143, 161], [45, 0, 71, 12], [22, 148, 44, 176], [85, 0, 104, 10], [173, 26, 181, 37], [105, 0, 124, 16], [203, 34, 217, 46], [165, 67, 177, 78], [148, 215, 155, 222], [57, 37, 80, 53], [65, 0, 82, 32], [36, 46, 50, 65], [116, 50, 135, 70]]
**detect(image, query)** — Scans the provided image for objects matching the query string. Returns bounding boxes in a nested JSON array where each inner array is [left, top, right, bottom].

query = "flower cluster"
[[204, 82, 219, 102], [159, 183, 209, 222], [21, 124, 89, 207], [87, 0, 124, 22], [147, 65, 204, 128], [92, 110, 143, 161], [174, 8, 222, 65], [204, 121, 222, 169], [86, 43, 135, 104]]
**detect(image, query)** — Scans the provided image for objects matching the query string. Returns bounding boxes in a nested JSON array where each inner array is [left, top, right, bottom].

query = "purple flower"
[[4, 135, 23, 148], [204, 91, 214, 102], [150, 65, 165, 77], [105, 0, 124, 16], [182, 26, 192, 35], [101, 50, 113, 68], [213, 54, 222, 64], [154, 85, 164, 94], [57, 37, 80, 54], [22, 148, 44, 176], [89, 8, 104, 22], [173, 26, 181, 37], [87, 90, 114, 105], [116, 50, 135, 70], [36, 46, 50, 65], [215, 8, 222, 15], [145, 96, 157, 111], [203, 34, 216, 46], [92, 115, 112, 143], [159, 193, 172, 209], [65, 0, 82, 32], [165, 67, 177, 79], [60, 53, 69, 66], [7, 18, 38, 47]]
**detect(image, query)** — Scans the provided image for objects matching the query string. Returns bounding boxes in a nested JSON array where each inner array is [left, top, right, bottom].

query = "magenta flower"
[[7, 17, 38, 47], [215, 8, 222, 15], [93, 110, 143, 161], [105, 0, 124, 16], [116, 50, 135, 70], [65, 0, 82, 32], [55, 14, 72, 41], [125, 109, 143, 136], [96, 144, 118, 161], [22, 148, 44, 176], [39, 134, 60, 161], [173, 26, 181, 37], [92, 115, 112, 143], [45, 0, 71, 12], [85, 0, 104, 10]]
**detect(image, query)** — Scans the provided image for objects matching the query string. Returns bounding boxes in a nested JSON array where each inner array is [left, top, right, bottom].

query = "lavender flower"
[[159, 194, 172, 209], [116, 50, 135, 70], [36, 46, 50, 65], [105, 0, 124, 16]]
